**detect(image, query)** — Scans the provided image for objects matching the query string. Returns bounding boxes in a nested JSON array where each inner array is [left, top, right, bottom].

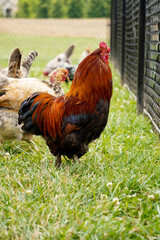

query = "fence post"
[[114, 0, 117, 64], [110, 0, 117, 61], [121, 0, 126, 84], [137, 0, 146, 114]]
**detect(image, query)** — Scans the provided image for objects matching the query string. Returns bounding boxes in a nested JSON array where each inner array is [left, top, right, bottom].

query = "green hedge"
[[16, 0, 111, 18]]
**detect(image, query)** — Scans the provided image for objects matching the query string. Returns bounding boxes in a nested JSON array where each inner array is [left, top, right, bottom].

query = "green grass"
[[0, 34, 160, 239], [0, 33, 103, 72]]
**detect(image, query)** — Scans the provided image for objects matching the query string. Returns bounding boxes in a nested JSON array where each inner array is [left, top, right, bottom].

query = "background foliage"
[[16, 0, 111, 18]]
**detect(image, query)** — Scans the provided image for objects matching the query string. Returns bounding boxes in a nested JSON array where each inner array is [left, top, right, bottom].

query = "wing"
[[19, 92, 110, 145], [46, 98, 110, 158], [18, 92, 65, 137], [61, 97, 110, 141]]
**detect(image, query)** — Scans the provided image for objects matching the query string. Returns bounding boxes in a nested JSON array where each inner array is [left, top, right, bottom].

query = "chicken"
[[43, 45, 74, 76], [20, 50, 38, 78], [18, 42, 112, 168], [0, 68, 69, 142], [42, 45, 90, 80], [0, 68, 68, 110], [0, 48, 22, 77], [7, 48, 22, 78], [45, 68, 69, 96], [0, 109, 32, 142]]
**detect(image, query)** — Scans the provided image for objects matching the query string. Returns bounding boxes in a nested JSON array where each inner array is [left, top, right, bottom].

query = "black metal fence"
[[111, 0, 160, 135]]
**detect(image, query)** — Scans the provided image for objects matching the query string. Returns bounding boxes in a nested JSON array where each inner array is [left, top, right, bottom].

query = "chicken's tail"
[[21, 51, 38, 78], [18, 92, 42, 135], [19, 92, 63, 139], [7, 48, 22, 78]]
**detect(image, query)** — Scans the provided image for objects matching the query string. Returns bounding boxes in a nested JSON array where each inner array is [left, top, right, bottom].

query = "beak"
[[65, 76, 69, 82], [43, 71, 49, 76]]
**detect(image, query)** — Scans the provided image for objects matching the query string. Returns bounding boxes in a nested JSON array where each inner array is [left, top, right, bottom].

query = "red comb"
[[66, 69, 69, 74], [99, 41, 108, 49], [107, 47, 111, 53]]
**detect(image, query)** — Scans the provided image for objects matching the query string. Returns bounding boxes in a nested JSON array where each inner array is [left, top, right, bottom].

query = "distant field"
[[0, 34, 106, 72], [0, 18, 110, 39], [0, 18, 110, 70]]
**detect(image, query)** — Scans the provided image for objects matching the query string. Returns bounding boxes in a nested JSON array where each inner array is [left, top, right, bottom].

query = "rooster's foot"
[[73, 155, 80, 164], [55, 155, 62, 169]]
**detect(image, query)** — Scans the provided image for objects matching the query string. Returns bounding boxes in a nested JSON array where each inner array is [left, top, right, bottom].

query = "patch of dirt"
[[0, 18, 110, 40]]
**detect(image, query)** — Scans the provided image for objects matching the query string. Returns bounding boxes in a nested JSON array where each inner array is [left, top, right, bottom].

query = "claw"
[[55, 155, 62, 169], [73, 155, 80, 164]]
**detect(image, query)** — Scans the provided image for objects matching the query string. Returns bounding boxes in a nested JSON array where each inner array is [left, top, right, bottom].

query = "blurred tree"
[[88, 0, 110, 18], [17, 0, 30, 18], [16, 0, 111, 18], [105, 0, 111, 18], [68, 0, 83, 18], [0, 6, 3, 17], [61, 0, 70, 18], [49, 0, 63, 18], [28, 0, 38, 18], [35, 0, 49, 18], [81, 0, 90, 18]]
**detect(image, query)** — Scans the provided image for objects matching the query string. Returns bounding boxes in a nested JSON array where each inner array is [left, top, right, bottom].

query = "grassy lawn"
[[0, 33, 103, 74], [0, 34, 160, 239]]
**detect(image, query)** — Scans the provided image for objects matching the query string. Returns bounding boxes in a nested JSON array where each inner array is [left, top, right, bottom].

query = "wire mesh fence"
[[111, 0, 160, 135], [144, 0, 160, 134], [0, 18, 111, 74], [0, 1, 112, 77]]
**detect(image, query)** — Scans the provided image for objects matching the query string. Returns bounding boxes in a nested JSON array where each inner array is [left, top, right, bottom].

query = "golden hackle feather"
[[66, 48, 112, 112]]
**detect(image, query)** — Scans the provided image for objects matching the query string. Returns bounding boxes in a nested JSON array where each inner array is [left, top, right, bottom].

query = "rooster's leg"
[[73, 155, 80, 164], [55, 155, 62, 169]]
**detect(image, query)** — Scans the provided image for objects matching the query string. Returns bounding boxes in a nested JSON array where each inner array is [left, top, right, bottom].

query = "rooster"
[[18, 42, 112, 168], [0, 68, 69, 142]]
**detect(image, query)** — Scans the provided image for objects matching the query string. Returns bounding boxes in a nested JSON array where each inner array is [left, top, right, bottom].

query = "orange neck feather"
[[66, 50, 112, 111]]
